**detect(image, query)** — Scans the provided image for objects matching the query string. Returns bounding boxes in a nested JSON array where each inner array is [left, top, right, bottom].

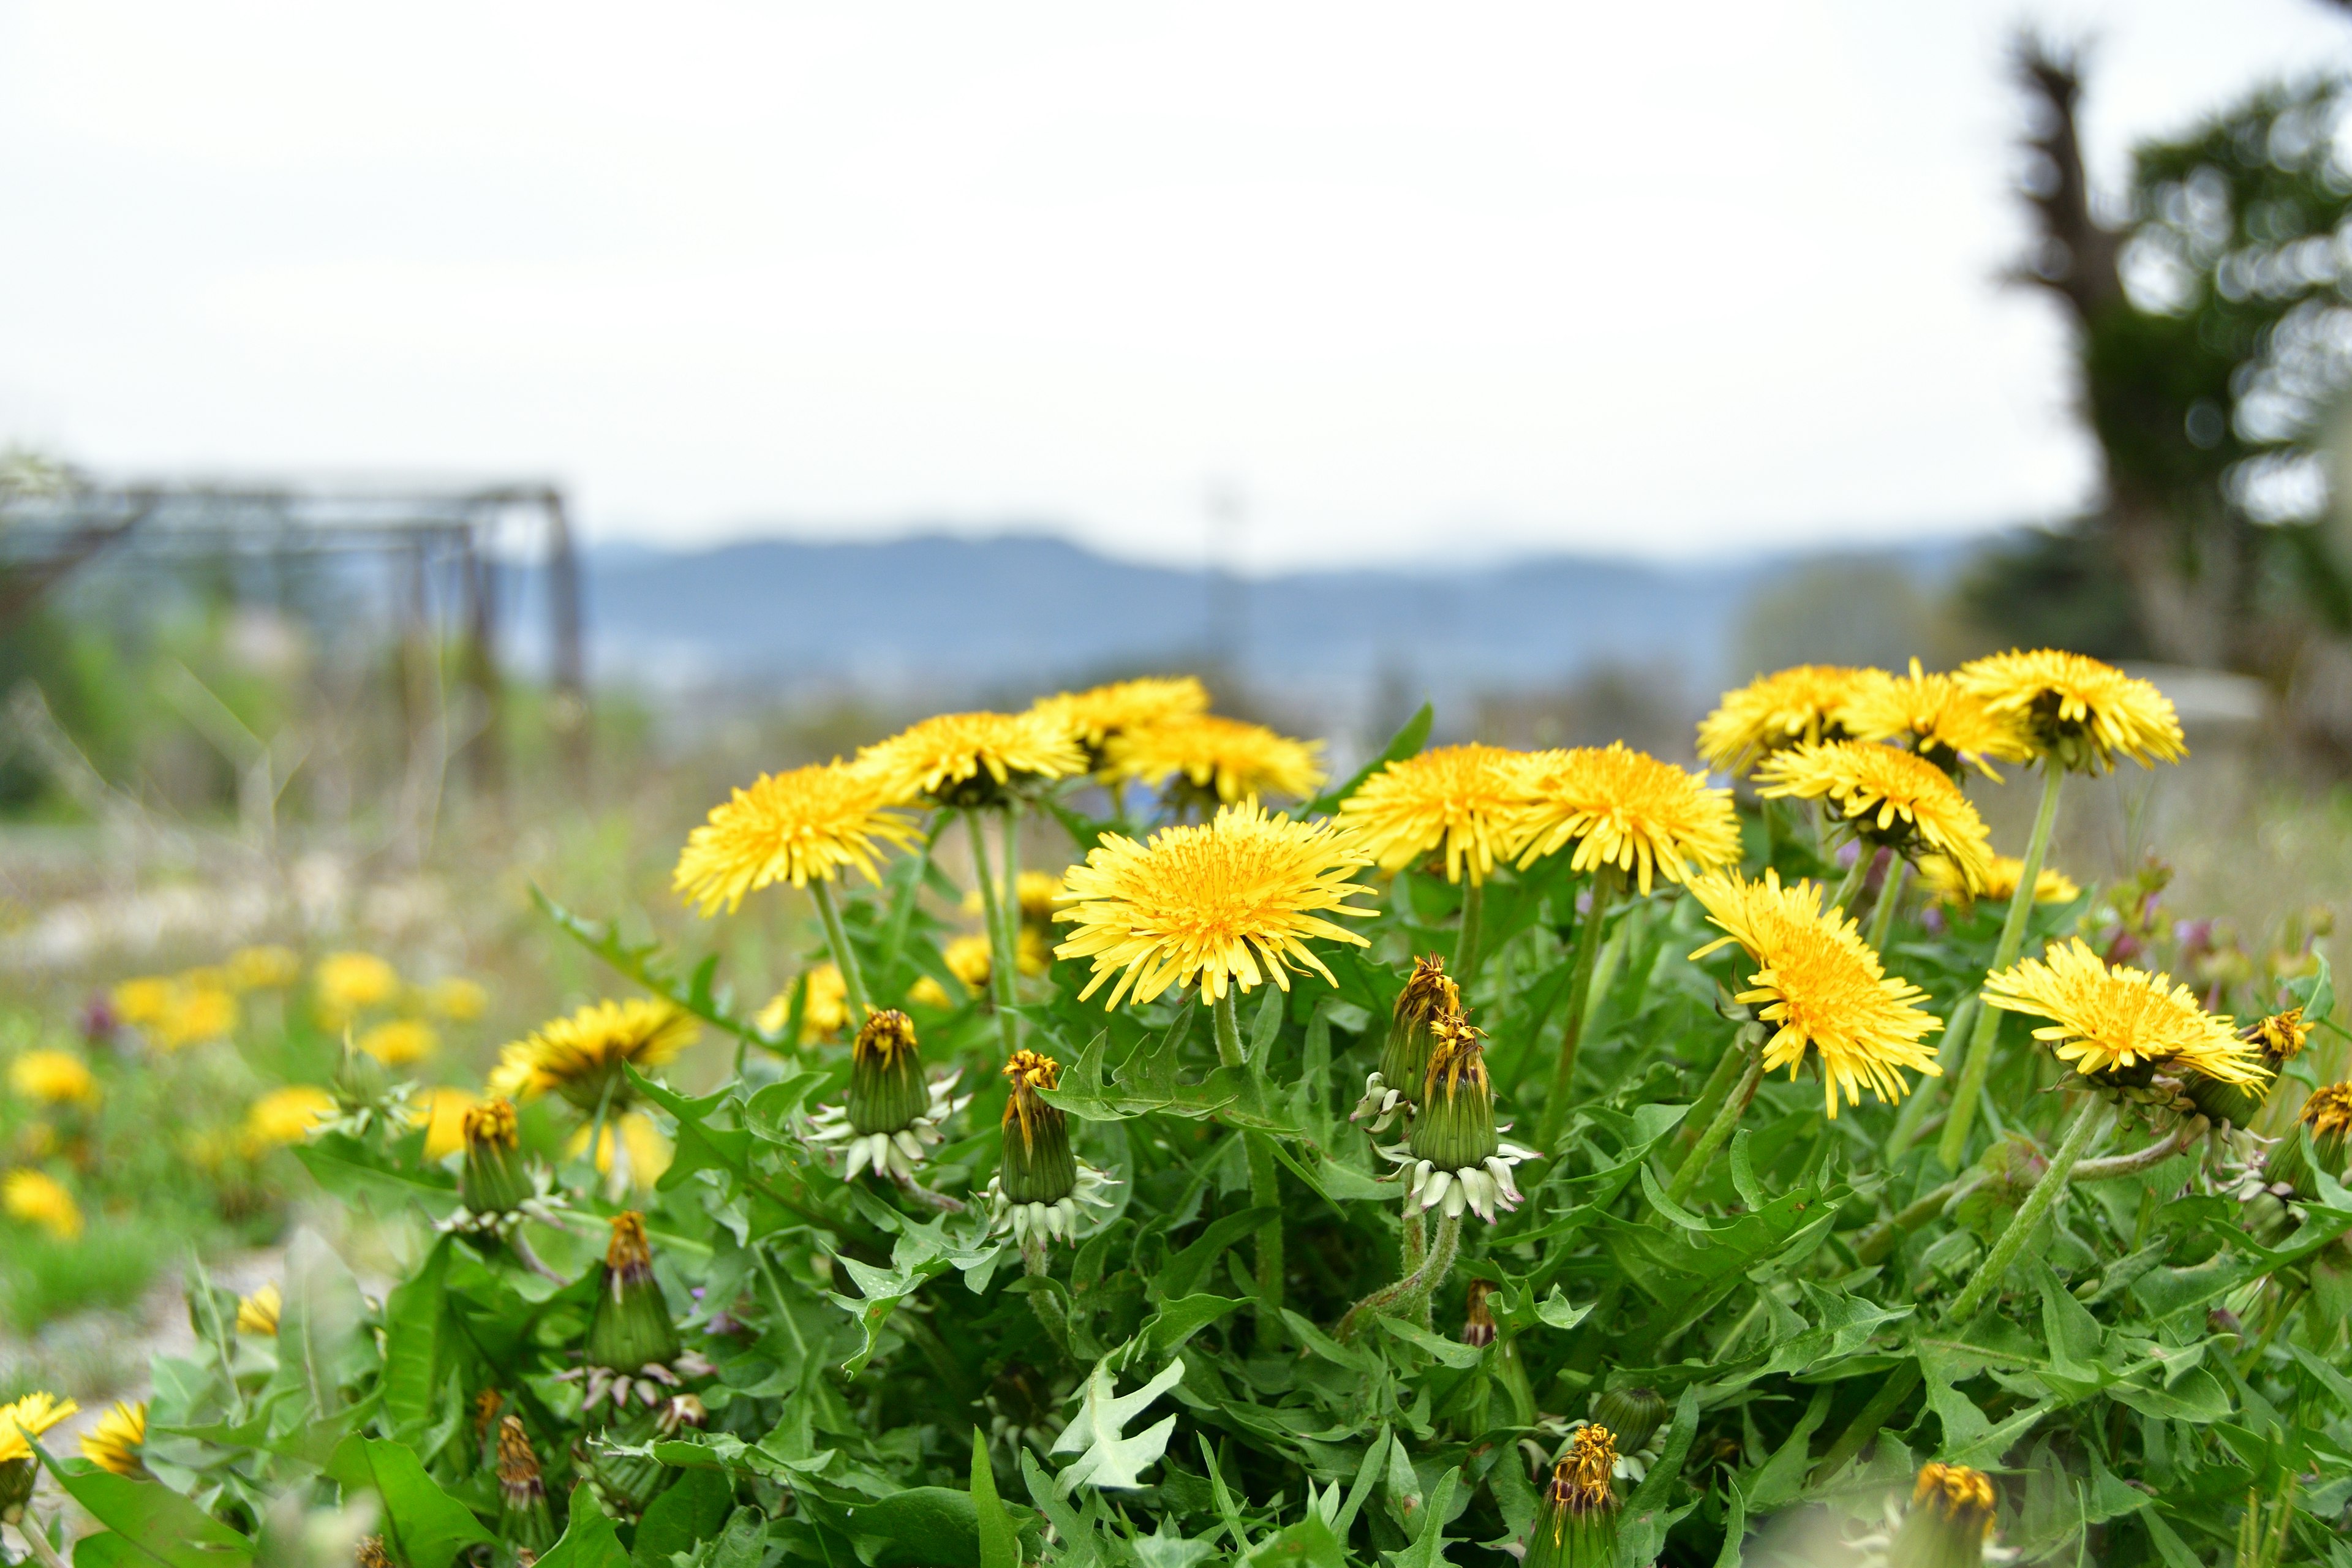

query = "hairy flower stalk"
[[1541, 869, 1618, 1147], [1888, 1463, 2001, 1568], [496, 1416, 557, 1557], [965, 807, 1023, 1059], [1522, 1427, 1621, 1568], [807, 1011, 971, 1184]]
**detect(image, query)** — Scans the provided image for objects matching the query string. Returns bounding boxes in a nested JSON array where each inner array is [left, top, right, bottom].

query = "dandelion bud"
[[848, 1011, 929, 1136], [1381, 957, 1460, 1101], [1461, 1279, 1496, 1348], [2267, 1083, 2352, 1199], [333, 1038, 394, 1106], [584, 1213, 682, 1373], [1589, 1387, 1668, 1461], [998, 1050, 1076, 1205], [357, 1536, 395, 1568], [1409, 1014, 1499, 1175], [1522, 1426, 1619, 1568], [496, 1417, 557, 1555], [2189, 1008, 2309, 1128], [1890, 1463, 1999, 1568], [460, 1098, 530, 1215]]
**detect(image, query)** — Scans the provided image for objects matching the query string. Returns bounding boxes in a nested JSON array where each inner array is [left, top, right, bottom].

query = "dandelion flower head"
[[1104, 714, 1327, 805], [412, 1085, 481, 1161], [9, 1050, 98, 1109], [1336, 744, 1526, 885], [1918, 853, 2079, 910], [358, 1018, 438, 1066], [1055, 799, 1376, 1008], [857, 710, 1085, 808], [0, 1393, 77, 1463], [1983, 938, 2264, 1085], [315, 953, 399, 1017], [243, 1086, 335, 1153], [1956, 649, 2184, 772], [3, 1170, 81, 1239], [674, 760, 918, 916], [1755, 741, 1996, 892], [489, 998, 698, 1109], [1696, 665, 1879, 775], [1689, 869, 1944, 1117], [1033, 676, 1210, 753], [236, 1284, 281, 1336], [80, 1401, 146, 1477], [1842, 658, 2032, 777], [1509, 742, 1740, 894]]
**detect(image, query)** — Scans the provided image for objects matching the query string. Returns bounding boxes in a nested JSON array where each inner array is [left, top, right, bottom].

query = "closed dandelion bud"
[[1409, 1014, 1499, 1174], [1462, 1279, 1496, 1348], [496, 1417, 558, 1555], [584, 1213, 681, 1373], [848, 1011, 928, 1136], [1589, 1387, 1668, 1460], [1381, 957, 1459, 1099], [334, 1040, 393, 1106], [2270, 1084, 2352, 1199], [1890, 1463, 1999, 1568], [461, 1098, 530, 1215], [1523, 1426, 1619, 1568], [998, 1050, 1077, 1205]]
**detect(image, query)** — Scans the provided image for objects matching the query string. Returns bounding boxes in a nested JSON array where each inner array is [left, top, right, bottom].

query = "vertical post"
[[459, 519, 505, 796], [543, 488, 590, 785]]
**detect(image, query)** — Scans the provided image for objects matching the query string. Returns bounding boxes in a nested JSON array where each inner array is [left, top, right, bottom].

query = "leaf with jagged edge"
[[1051, 1356, 1185, 1494]]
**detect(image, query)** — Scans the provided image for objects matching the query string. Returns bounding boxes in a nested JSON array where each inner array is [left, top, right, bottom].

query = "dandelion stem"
[[1337, 1209, 1461, 1342], [1827, 843, 1872, 918], [998, 805, 1024, 989], [1673, 1027, 1754, 1163], [1888, 1000, 1972, 1158], [810, 878, 874, 1024], [1019, 1237, 1073, 1357], [1943, 1091, 2108, 1323], [963, 807, 1020, 1060], [585, 1068, 619, 1200], [16, 1512, 69, 1568], [1540, 873, 1618, 1147], [1214, 990, 1285, 1339], [1866, 857, 1909, 953], [1453, 879, 1487, 987], [1665, 1029, 1763, 1208], [1401, 1204, 1427, 1278], [1937, 765, 2066, 1170]]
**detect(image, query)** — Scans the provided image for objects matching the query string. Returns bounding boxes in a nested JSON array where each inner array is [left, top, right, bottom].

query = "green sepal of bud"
[[461, 1101, 532, 1215], [584, 1214, 682, 1373], [0, 1457, 34, 1520], [1379, 957, 1459, 1098], [1408, 1022, 1499, 1172], [999, 1050, 1077, 1205], [848, 1011, 929, 1136], [496, 1418, 558, 1554], [2183, 1071, 2269, 1132], [1523, 1430, 1621, 1568], [334, 1042, 393, 1107], [1521, 1506, 1618, 1568], [1590, 1386, 1668, 1457]]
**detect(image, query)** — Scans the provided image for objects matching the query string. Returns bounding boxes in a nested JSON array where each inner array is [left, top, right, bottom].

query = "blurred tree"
[[1991, 39, 2352, 711]]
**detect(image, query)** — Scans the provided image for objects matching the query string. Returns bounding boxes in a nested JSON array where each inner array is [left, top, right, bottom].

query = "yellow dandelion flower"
[[1755, 741, 1996, 892], [1956, 649, 2185, 773], [944, 934, 993, 990], [1983, 938, 2265, 1085], [1015, 870, 1065, 925], [1509, 742, 1741, 894], [9, 1050, 98, 1109], [907, 975, 953, 1009], [109, 976, 175, 1027], [358, 1018, 438, 1066], [750, 965, 850, 1042], [411, 1085, 481, 1161], [673, 760, 919, 916], [423, 976, 489, 1021], [2250, 1009, 2312, 1061], [1055, 799, 1376, 1008], [858, 710, 1086, 808], [1336, 744, 1527, 885], [80, 1401, 146, 1477], [2, 1170, 81, 1238], [567, 1110, 673, 1189], [156, 986, 237, 1050], [243, 1086, 335, 1153], [236, 1283, 281, 1336], [1033, 676, 1212, 753], [1689, 868, 1945, 1117], [1017, 925, 1051, 977], [0, 1393, 78, 1463], [225, 944, 301, 990], [1696, 664, 1881, 775], [1843, 658, 2032, 778], [489, 998, 698, 1111], [1918, 854, 2080, 910], [315, 952, 400, 1017], [2302, 1082, 2352, 1139], [1102, 714, 1327, 805]]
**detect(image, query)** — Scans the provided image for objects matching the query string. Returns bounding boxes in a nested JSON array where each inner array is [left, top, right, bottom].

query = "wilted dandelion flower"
[[2248, 1008, 2312, 1061], [1956, 649, 2184, 774], [358, 1018, 438, 1066], [236, 1283, 281, 1335], [1103, 714, 1327, 805], [673, 760, 918, 915], [80, 1401, 146, 1478], [411, 1085, 480, 1161], [1695, 665, 1879, 775], [1337, 744, 1526, 884], [1755, 741, 1996, 892], [1352, 954, 1459, 1132], [315, 952, 399, 1019], [1033, 676, 1210, 756], [1918, 854, 2079, 910], [1887, 1463, 2002, 1568], [1844, 658, 2032, 778], [489, 998, 698, 1111], [423, 976, 489, 1020], [1983, 938, 2264, 1086], [243, 1086, 335, 1152], [1509, 743, 1740, 894], [9, 1050, 98, 1109], [3, 1170, 80, 1238], [858, 710, 1085, 809], [225, 945, 301, 990], [1055, 800, 1376, 1008], [1689, 869, 1945, 1118], [807, 1010, 971, 1182]]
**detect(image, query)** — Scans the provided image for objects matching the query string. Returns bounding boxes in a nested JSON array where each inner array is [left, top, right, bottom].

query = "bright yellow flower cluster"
[[1957, 649, 2184, 773], [674, 760, 919, 914]]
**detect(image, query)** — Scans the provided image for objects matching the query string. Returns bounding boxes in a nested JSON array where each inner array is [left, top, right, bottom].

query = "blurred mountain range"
[[577, 532, 1980, 717]]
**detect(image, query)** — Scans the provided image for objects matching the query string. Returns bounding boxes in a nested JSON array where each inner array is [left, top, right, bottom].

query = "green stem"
[[1807, 1360, 1921, 1485], [878, 818, 945, 983], [2239, 1281, 2309, 1376], [1019, 1238, 1073, 1357], [810, 878, 874, 1024], [1215, 990, 1285, 1336], [1540, 873, 1618, 1146], [1453, 878, 1487, 987], [585, 1067, 619, 1199], [964, 807, 1020, 1060], [1866, 858, 1910, 953], [1937, 765, 2067, 1170], [1888, 1000, 1971, 1159], [1672, 1024, 1754, 1164], [1337, 1210, 1463, 1342], [16, 1512, 69, 1568], [1401, 1203, 1427, 1277], [998, 805, 1025, 983], [1665, 1031, 1763, 1208], [1943, 1092, 2109, 1323], [1827, 843, 1872, 917]]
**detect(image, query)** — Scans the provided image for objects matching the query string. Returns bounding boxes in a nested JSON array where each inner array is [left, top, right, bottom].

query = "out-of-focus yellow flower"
[[567, 1111, 673, 1189], [9, 1050, 99, 1109], [358, 1019, 439, 1066], [1919, 854, 2080, 910], [1103, 714, 1327, 805], [110, 976, 175, 1027], [80, 1401, 146, 1477], [3, 1170, 81, 1238], [1336, 744, 1528, 886], [1033, 676, 1212, 754], [412, 1086, 481, 1161], [236, 1283, 281, 1335], [488, 999, 698, 1110], [315, 952, 399, 1024], [944, 934, 993, 990], [674, 760, 919, 915], [1696, 665, 1881, 775], [156, 986, 237, 1050], [907, 975, 953, 1009], [243, 1086, 334, 1153], [1015, 870, 1065, 926], [422, 976, 489, 1021], [857, 711, 1087, 809], [755, 965, 852, 1042], [226, 944, 301, 990], [179, 966, 233, 993], [0, 1393, 77, 1462], [1956, 649, 2185, 774]]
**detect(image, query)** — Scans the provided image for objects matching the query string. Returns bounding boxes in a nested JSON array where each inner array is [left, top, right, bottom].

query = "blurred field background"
[[4, 0, 2352, 1427]]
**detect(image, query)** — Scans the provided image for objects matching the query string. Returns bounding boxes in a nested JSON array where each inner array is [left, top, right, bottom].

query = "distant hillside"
[[575, 532, 1978, 712]]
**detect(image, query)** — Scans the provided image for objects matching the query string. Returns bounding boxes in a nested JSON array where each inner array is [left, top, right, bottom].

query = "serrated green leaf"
[[538, 1485, 631, 1568], [35, 1450, 253, 1568]]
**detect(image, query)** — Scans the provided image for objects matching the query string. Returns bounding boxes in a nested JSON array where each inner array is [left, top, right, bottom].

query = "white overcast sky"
[[0, 2, 2345, 570]]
